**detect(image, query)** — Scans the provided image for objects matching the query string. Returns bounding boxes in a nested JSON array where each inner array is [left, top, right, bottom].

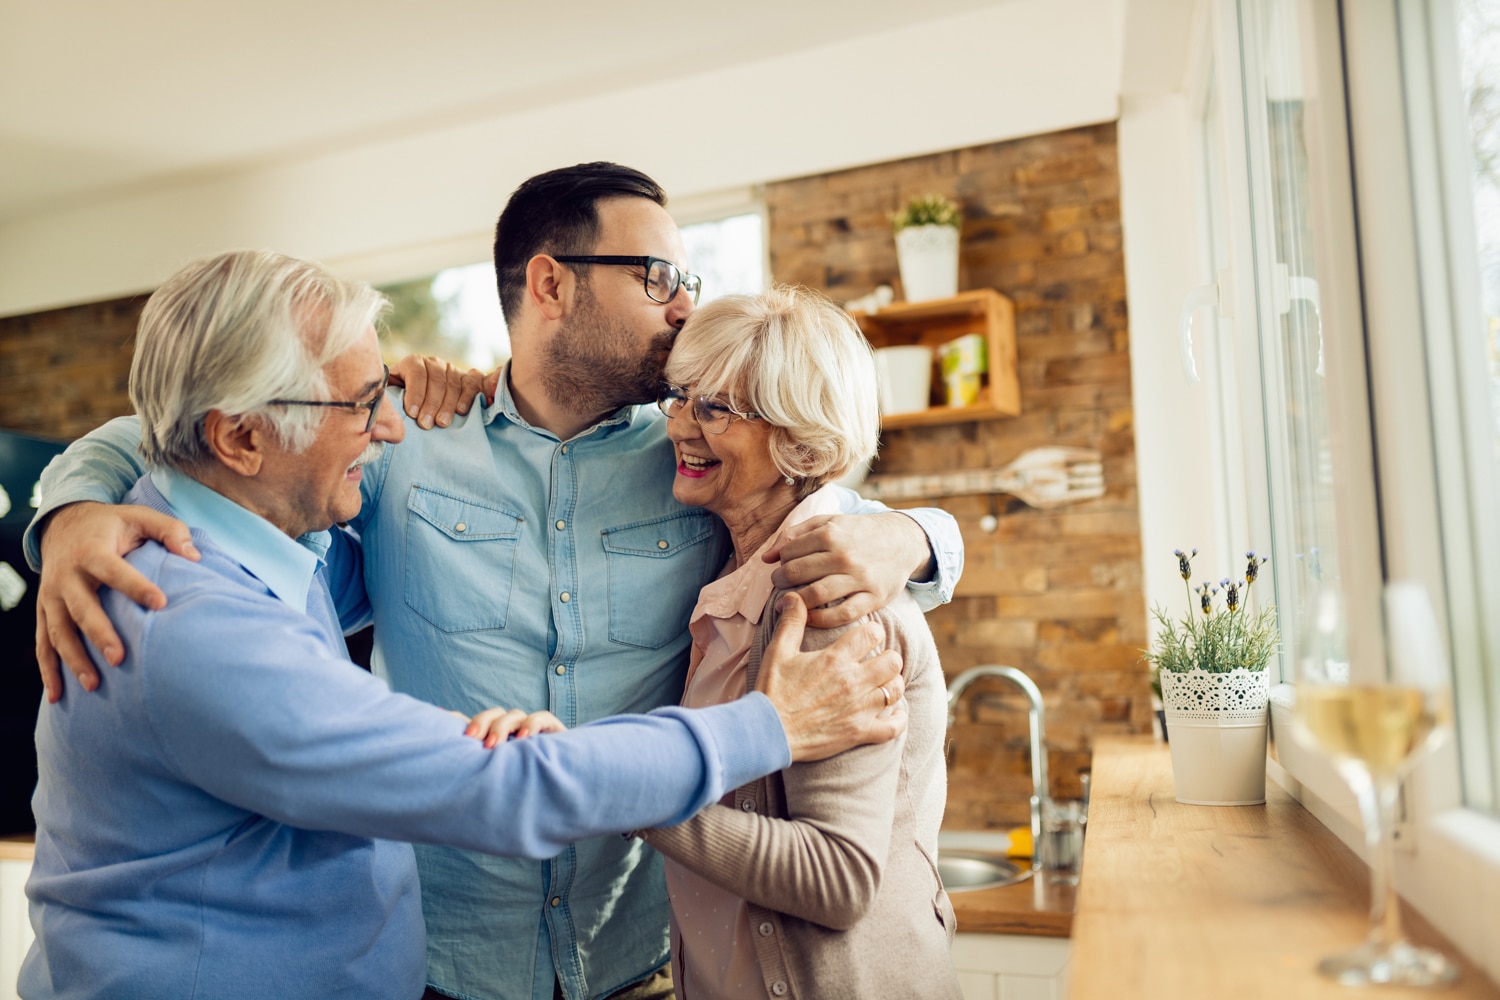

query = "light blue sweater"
[[21, 473, 790, 1000]]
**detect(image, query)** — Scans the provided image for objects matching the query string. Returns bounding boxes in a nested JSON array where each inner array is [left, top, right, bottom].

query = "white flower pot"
[[1160, 667, 1270, 805], [895, 224, 960, 302]]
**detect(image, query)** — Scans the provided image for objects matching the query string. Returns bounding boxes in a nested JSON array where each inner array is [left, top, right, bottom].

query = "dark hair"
[[492, 162, 667, 323]]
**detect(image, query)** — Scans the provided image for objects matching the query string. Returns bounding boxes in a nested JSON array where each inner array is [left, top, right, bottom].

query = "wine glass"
[[1292, 583, 1460, 986]]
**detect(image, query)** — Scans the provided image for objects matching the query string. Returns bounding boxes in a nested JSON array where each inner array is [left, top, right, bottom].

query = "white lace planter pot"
[[1160, 667, 1271, 806], [895, 224, 960, 302]]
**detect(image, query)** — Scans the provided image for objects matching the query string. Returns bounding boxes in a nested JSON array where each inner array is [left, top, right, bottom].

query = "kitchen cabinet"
[[953, 932, 1071, 1000], [0, 841, 32, 1000], [851, 289, 1020, 429]]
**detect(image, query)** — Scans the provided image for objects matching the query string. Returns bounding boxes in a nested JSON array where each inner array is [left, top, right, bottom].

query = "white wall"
[[1117, 92, 1223, 633], [1115, 0, 1223, 627], [0, 0, 1122, 317]]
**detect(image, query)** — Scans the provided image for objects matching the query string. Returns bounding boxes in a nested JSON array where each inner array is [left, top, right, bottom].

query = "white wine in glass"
[[1292, 584, 1460, 987]]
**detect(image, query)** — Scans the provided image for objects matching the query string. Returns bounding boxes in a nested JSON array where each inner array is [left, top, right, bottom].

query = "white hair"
[[130, 250, 387, 471], [664, 285, 879, 497]]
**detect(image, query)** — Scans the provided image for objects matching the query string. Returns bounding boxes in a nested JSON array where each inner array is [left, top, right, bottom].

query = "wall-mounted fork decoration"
[[859, 446, 1104, 509]]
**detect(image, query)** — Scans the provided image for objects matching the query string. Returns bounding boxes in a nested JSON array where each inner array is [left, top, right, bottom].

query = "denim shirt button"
[[657, 540, 669, 549], [550, 896, 561, 907], [556, 665, 566, 675], [560, 592, 571, 603], [454, 522, 467, 533], [557, 520, 566, 530]]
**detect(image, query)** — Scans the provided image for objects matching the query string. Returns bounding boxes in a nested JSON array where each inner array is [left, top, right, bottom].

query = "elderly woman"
[[637, 286, 960, 1000]]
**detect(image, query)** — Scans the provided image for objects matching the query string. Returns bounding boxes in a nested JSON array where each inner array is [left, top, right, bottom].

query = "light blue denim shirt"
[[26, 374, 964, 1000]]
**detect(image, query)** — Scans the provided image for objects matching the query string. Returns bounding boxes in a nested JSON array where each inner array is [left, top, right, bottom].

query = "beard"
[[539, 290, 676, 417]]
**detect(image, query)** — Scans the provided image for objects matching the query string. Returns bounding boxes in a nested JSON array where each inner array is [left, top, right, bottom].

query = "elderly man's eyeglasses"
[[657, 384, 760, 435], [552, 255, 702, 305], [268, 365, 389, 433]]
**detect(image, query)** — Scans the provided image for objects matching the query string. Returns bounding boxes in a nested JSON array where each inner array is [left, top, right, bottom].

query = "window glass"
[[1459, 0, 1500, 456], [378, 262, 508, 370], [679, 212, 766, 303], [1240, 0, 1344, 676], [1440, 0, 1500, 809]]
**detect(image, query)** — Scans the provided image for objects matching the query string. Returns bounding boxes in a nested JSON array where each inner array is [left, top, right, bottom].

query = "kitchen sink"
[[936, 850, 1032, 892]]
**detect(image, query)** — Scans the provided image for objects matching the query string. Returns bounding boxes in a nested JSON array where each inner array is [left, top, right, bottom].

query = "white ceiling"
[[0, 0, 1009, 222]]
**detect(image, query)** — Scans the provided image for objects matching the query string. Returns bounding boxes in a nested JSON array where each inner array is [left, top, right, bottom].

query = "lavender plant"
[[1144, 549, 1280, 675]]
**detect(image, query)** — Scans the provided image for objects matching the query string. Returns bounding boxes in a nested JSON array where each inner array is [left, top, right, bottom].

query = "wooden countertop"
[[949, 868, 1075, 937], [1070, 737, 1499, 999]]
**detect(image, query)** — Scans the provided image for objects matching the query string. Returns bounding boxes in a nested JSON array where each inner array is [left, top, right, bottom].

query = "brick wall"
[[765, 123, 1150, 830], [0, 297, 144, 439]]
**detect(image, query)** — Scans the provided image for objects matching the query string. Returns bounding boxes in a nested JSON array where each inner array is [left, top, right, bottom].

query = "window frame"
[[1189, 0, 1500, 973], [669, 186, 770, 300]]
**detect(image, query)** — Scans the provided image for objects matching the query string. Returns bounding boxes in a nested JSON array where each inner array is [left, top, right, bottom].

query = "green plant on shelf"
[[891, 193, 962, 233]]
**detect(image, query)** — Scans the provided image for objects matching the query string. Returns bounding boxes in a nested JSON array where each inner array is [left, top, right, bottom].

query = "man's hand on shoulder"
[[35, 501, 198, 702], [764, 512, 934, 628], [388, 354, 495, 430]]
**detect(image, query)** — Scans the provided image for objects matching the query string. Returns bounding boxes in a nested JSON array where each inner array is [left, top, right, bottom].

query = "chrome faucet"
[[946, 665, 1049, 870]]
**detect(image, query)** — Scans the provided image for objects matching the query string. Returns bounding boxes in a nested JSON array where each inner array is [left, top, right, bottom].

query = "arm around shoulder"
[[828, 486, 965, 611], [24, 415, 147, 570]]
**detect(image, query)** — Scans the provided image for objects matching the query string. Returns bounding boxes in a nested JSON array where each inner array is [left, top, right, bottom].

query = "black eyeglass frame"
[[657, 383, 761, 435], [268, 364, 390, 433], [552, 255, 702, 305]]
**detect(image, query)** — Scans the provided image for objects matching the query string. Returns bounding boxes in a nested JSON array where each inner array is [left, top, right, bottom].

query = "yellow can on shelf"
[[939, 333, 988, 407]]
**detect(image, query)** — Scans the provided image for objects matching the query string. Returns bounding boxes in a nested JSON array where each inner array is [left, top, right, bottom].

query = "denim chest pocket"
[[405, 485, 523, 632], [601, 511, 720, 649]]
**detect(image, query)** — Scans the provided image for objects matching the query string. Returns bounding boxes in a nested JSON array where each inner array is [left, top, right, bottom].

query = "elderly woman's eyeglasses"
[[657, 384, 760, 434], [552, 255, 702, 305], [268, 365, 389, 433]]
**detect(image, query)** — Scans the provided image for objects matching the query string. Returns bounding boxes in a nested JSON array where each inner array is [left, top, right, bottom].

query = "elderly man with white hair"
[[19, 250, 907, 1000]]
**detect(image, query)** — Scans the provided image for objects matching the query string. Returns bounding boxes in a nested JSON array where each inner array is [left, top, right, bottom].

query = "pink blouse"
[[664, 486, 843, 1000]]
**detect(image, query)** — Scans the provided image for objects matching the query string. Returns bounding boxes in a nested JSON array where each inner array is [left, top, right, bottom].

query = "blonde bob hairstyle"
[[130, 250, 387, 472], [664, 285, 879, 499]]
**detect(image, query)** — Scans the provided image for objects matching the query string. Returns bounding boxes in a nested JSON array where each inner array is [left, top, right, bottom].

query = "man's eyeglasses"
[[657, 384, 760, 434], [552, 255, 702, 305], [268, 365, 389, 433]]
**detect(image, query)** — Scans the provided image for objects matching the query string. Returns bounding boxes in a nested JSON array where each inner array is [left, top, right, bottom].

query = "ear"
[[524, 254, 572, 322], [202, 409, 267, 477]]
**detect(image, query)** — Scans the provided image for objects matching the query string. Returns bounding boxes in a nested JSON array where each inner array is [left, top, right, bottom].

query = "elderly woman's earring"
[[784, 475, 795, 486]]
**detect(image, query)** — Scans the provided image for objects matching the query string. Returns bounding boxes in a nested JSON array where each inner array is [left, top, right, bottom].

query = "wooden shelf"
[[851, 288, 1020, 429]]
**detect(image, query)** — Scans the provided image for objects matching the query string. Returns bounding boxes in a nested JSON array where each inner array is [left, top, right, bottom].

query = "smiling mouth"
[[347, 442, 386, 477], [678, 454, 720, 478]]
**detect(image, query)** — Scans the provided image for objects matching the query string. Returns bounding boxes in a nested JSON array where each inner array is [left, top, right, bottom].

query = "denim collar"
[[482, 361, 642, 442]]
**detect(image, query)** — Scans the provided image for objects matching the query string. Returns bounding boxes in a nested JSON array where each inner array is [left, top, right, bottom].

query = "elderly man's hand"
[[388, 355, 495, 430], [755, 593, 906, 762], [764, 511, 935, 629], [36, 501, 198, 702]]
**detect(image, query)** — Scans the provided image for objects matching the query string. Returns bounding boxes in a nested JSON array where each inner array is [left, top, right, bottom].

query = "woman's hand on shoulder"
[[464, 707, 567, 748]]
